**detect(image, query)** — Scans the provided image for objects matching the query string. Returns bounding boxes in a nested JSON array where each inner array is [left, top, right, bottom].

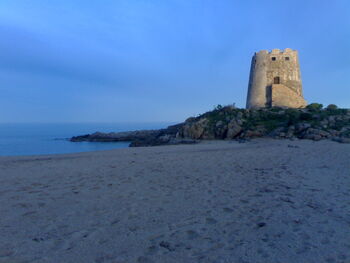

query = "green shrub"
[[257, 119, 284, 131], [214, 104, 223, 111], [185, 117, 197, 123], [326, 104, 338, 110], [300, 112, 313, 121], [306, 103, 323, 111], [270, 107, 284, 112], [285, 108, 301, 125]]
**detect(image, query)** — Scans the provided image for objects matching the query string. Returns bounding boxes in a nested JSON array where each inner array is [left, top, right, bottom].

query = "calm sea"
[[0, 123, 173, 156]]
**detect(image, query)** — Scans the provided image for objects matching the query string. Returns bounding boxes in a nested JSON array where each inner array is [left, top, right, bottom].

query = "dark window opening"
[[285, 57, 290, 61], [274, 76, 280, 84], [271, 57, 276, 61]]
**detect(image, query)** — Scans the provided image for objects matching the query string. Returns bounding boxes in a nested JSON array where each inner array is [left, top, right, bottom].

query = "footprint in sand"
[[205, 217, 217, 224], [22, 211, 38, 217]]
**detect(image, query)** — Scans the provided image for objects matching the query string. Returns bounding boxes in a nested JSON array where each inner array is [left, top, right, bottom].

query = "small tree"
[[306, 103, 323, 111], [214, 104, 223, 111], [326, 104, 338, 110]]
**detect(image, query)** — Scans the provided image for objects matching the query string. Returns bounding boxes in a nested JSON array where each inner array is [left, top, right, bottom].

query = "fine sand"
[[0, 139, 349, 263]]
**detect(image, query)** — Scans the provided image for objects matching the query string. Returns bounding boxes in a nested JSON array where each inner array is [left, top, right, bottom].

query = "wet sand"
[[0, 139, 349, 263]]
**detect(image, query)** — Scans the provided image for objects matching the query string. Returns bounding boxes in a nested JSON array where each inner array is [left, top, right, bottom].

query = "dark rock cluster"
[[70, 123, 197, 147]]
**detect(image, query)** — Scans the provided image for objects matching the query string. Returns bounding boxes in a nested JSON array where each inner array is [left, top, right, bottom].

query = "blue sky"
[[0, 0, 349, 123]]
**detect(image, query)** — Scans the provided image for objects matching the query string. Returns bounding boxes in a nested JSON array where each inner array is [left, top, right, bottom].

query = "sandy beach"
[[0, 139, 349, 263]]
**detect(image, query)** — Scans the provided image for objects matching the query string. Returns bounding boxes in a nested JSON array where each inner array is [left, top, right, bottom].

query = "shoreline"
[[0, 143, 131, 159], [0, 138, 314, 158], [0, 136, 347, 159]]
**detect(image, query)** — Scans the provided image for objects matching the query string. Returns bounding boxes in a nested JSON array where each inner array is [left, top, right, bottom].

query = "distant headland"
[[71, 103, 350, 146]]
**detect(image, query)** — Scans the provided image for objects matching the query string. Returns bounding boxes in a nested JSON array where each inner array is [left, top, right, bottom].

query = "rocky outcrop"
[[176, 104, 350, 143], [70, 123, 197, 147], [181, 118, 208, 139], [71, 104, 350, 147], [70, 130, 160, 142]]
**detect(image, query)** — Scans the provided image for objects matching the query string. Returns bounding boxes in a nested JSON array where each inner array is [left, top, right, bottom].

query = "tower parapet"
[[246, 48, 307, 109]]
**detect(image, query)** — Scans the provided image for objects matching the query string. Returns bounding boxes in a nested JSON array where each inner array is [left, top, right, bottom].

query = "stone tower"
[[246, 48, 307, 109]]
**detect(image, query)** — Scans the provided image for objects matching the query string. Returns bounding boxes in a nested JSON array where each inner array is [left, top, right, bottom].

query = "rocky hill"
[[178, 103, 350, 142], [70, 103, 350, 146]]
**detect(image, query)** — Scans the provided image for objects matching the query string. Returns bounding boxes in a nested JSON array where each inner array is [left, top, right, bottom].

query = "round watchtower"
[[246, 48, 307, 109]]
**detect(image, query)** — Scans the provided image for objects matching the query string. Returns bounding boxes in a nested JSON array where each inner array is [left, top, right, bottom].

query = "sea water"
[[0, 123, 173, 156]]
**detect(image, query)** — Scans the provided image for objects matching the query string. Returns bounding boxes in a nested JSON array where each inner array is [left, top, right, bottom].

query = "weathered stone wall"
[[271, 84, 307, 108], [266, 48, 302, 95], [246, 48, 307, 109]]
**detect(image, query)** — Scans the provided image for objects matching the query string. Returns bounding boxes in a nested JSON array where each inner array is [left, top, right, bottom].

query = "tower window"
[[285, 57, 290, 61], [274, 76, 280, 84], [271, 57, 276, 61]]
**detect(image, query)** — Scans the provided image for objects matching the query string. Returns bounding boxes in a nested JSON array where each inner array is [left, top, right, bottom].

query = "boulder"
[[226, 120, 242, 139], [332, 137, 350, 144], [243, 130, 264, 138], [215, 121, 228, 139], [182, 118, 208, 139], [300, 128, 331, 141], [295, 123, 311, 133], [286, 126, 296, 138], [269, 127, 286, 137]]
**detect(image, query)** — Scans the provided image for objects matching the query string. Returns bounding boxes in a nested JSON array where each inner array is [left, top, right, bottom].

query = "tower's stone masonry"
[[246, 48, 307, 109]]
